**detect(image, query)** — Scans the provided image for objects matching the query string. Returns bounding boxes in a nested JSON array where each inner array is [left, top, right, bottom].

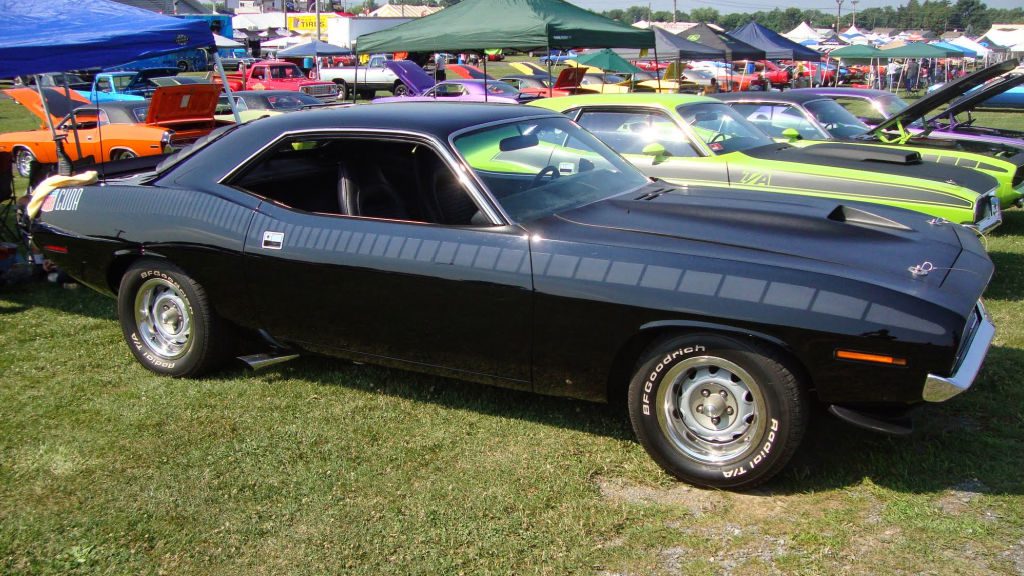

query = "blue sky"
[[570, 0, 1021, 16]]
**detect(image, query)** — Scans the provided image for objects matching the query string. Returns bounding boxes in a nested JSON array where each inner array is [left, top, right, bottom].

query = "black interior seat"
[[431, 168, 479, 225], [339, 161, 410, 220]]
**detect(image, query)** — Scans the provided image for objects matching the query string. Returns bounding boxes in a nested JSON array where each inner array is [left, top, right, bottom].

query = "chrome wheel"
[[655, 356, 766, 464], [111, 149, 137, 161], [14, 148, 34, 178], [134, 277, 192, 360]]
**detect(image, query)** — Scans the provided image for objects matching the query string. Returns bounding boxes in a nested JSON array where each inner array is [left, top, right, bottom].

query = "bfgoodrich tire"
[[627, 333, 807, 490], [117, 260, 229, 377]]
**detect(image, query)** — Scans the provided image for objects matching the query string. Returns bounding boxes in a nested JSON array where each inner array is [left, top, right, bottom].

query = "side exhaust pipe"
[[238, 352, 300, 371]]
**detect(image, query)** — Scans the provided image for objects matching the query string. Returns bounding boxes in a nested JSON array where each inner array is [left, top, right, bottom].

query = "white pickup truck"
[[318, 55, 407, 100]]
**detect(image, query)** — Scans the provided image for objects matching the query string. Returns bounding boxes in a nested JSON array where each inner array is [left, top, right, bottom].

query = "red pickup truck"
[[223, 60, 338, 101]]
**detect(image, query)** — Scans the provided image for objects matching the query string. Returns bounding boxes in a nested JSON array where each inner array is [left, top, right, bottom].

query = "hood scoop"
[[802, 143, 921, 165], [827, 204, 912, 230]]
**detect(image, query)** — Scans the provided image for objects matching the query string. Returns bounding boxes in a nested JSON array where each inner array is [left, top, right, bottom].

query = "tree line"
[[599, 0, 1024, 35]]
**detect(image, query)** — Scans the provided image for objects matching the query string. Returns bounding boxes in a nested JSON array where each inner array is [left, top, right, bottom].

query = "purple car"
[[375, 61, 522, 104]]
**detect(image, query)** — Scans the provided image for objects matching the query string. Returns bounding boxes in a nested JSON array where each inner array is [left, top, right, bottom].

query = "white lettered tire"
[[117, 260, 228, 377], [627, 333, 807, 489]]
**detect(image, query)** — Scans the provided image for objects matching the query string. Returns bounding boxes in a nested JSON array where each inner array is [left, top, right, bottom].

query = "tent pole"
[[654, 45, 661, 93], [547, 42, 553, 98], [483, 53, 488, 102], [353, 54, 360, 103], [214, 53, 242, 124], [61, 76, 86, 167]]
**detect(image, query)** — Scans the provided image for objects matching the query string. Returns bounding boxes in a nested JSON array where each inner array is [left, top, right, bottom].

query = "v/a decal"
[[738, 171, 772, 187]]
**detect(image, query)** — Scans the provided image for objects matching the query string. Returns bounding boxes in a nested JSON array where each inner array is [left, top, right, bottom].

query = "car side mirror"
[[782, 128, 802, 142], [642, 142, 670, 164]]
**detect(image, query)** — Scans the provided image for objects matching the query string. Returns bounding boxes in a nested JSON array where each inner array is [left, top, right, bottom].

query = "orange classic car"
[[1, 84, 225, 177]]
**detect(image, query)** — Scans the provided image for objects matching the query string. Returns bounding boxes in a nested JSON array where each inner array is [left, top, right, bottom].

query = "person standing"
[[905, 59, 919, 93], [434, 52, 447, 82]]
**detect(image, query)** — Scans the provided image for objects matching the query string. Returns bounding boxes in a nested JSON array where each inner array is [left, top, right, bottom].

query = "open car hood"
[[385, 60, 435, 96], [928, 70, 1024, 122], [3, 87, 89, 127], [553, 67, 588, 90], [869, 59, 1018, 136], [144, 84, 221, 127]]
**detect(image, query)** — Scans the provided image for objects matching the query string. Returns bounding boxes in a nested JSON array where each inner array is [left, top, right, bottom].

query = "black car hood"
[[869, 58, 1019, 136], [743, 143, 998, 193], [554, 185, 964, 289], [928, 71, 1024, 122]]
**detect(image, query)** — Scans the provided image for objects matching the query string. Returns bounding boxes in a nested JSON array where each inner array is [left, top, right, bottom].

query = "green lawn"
[[2, 92, 1024, 575]]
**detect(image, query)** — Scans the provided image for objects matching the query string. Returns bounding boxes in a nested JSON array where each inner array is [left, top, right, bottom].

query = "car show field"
[[2, 89, 1024, 574], [5, 0, 1024, 570]]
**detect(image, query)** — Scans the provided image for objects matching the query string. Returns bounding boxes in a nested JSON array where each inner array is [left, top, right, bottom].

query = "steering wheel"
[[531, 165, 561, 187], [708, 132, 726, 144]]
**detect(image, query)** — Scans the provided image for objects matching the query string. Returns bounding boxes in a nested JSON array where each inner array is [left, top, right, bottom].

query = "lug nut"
[[701, 389, 710, 397], [726, 406, 734, 415], [711, 416, 721, 425], [696, 404, 704, 413], [719, 390, 728, 398]]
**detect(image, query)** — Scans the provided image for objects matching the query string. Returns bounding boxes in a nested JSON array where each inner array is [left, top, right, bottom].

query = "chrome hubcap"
[[656, 356, 765, 464], [134, 278, 192, 360], [14, 149, 33, 178]]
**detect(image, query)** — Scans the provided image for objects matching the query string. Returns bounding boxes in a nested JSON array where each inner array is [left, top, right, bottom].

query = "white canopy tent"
[[785, 22, 820, 43], [214, 33, 243, 48]]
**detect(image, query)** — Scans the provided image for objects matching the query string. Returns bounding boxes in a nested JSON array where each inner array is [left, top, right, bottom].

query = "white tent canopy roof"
[[214, 33, 243, 48], [950, 35, 990, 57], [785, 21, 820, 43]]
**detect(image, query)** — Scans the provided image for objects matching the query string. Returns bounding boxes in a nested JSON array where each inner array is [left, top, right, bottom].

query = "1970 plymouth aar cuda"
[[28, 103, 995, 489], [529, 94, 1002, 231]]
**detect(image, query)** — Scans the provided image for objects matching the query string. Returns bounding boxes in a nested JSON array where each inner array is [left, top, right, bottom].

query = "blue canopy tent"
[[729, 21, 821, 61], [0, 0, 215, 78], [0, 0, 232, 172]]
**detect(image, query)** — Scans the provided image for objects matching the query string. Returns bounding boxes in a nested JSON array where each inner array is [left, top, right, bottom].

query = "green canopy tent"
[[879, 42, 957, 59], [356, 0, 654, 53], [879, 43, 960, 93], [827, 44, 882, 87], [829, 44, 882, 59], [573, 48, 642, 92], [574, 49, 641, 73], [354, 0, 654, 101]]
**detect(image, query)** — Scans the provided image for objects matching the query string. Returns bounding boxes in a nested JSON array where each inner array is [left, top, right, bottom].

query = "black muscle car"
[[28, 103, 995, 489]]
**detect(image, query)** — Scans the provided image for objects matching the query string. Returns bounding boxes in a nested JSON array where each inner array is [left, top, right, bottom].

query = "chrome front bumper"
[[923, 301, 995, 402], [968, 193, 1002, 235]]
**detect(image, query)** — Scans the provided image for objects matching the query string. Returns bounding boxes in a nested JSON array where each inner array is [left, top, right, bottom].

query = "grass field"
[[2, 90, 1024, 575]]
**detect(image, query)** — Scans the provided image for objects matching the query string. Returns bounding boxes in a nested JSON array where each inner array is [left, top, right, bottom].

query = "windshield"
[[269, 64, 304, 79], [453, 117, 648, 223], [676, 102, 774, 153], [483, 81, 520, 97], [804, 99, 869, 138]]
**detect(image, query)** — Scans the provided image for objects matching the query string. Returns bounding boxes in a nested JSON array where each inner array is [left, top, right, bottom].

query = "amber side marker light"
[[835, 350, 907, 366]]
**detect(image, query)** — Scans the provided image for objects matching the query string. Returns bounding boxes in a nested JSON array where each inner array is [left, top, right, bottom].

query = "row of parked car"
[[10, 57, 1022, 491]]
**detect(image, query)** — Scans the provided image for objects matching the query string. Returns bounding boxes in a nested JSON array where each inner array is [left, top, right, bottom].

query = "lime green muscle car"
[[529, 94, 1001, 232]]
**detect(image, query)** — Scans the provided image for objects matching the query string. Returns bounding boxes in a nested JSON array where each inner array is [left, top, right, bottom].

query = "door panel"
[[243, 206, 533, 383]]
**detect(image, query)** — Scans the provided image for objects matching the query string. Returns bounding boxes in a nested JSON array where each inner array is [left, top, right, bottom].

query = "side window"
[[730, 103, 820, 139], [250, 67, 265, 80], [230, 137, 488, 226], [96, 77, 112, 93], [576, 109, 699, 157]]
